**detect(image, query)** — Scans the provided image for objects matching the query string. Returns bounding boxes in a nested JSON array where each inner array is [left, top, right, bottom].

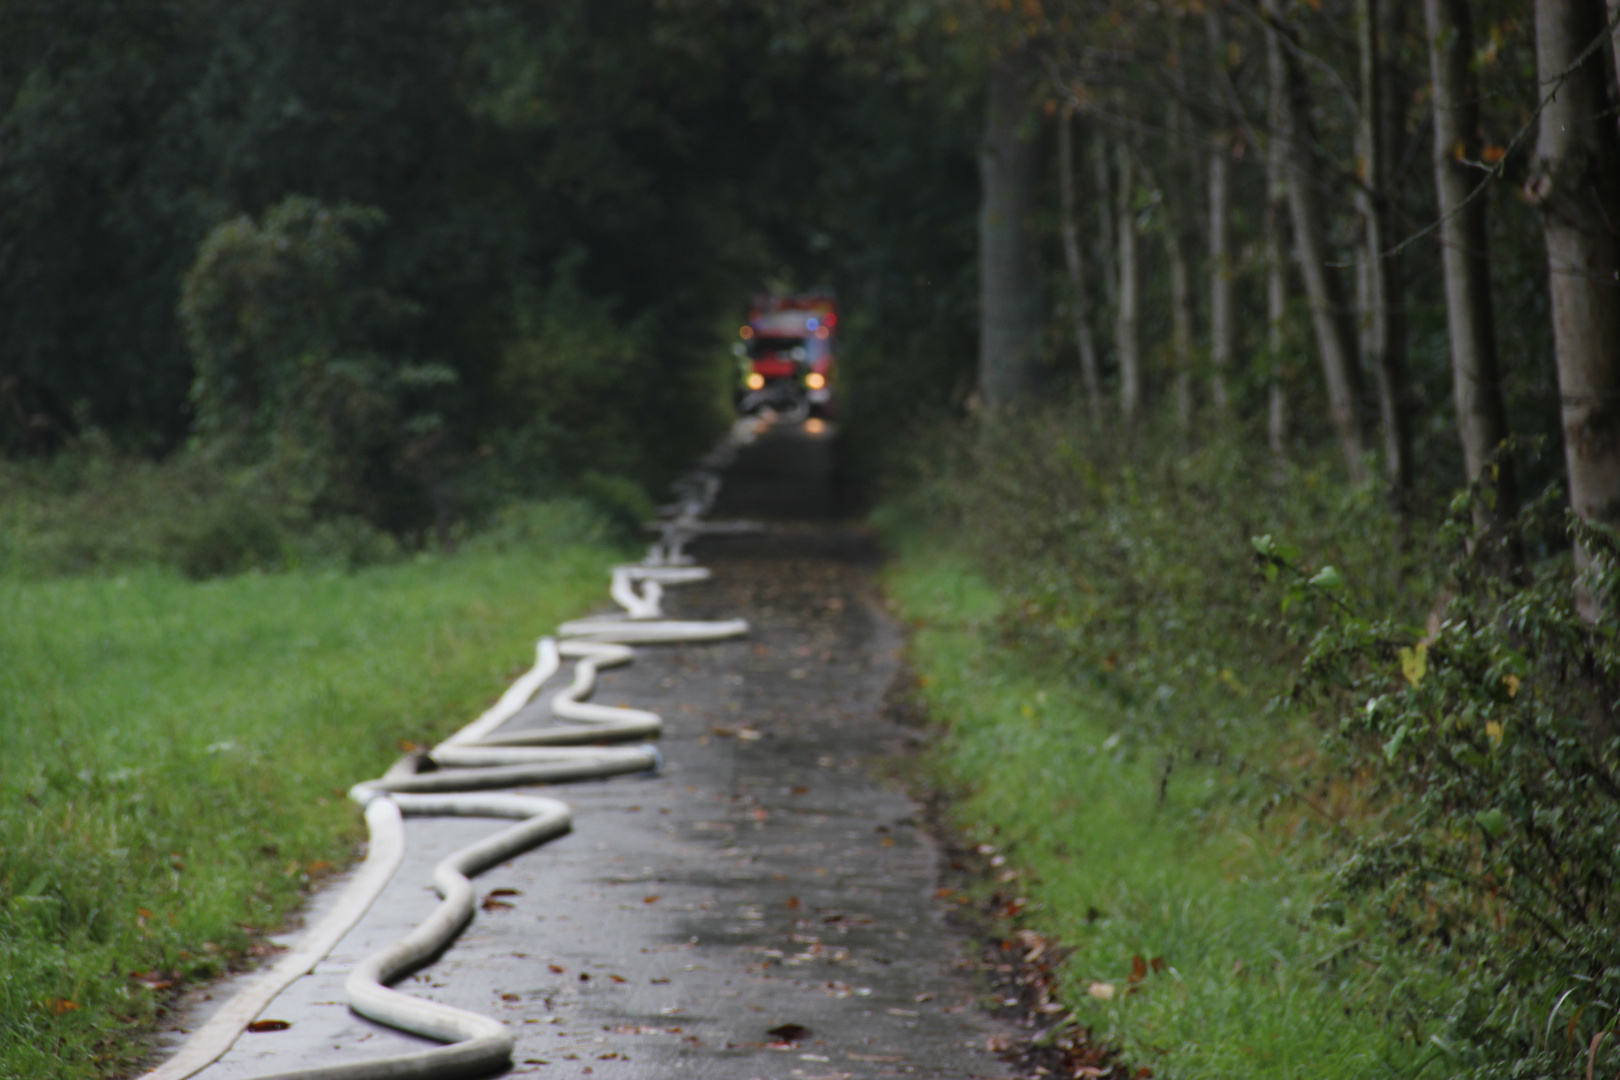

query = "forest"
[[3, 1, 1620, 1078]]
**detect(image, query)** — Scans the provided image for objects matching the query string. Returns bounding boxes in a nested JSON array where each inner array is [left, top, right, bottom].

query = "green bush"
[[884, 405, 1619, 1076], [886, 408, 1426, 765], [180, 195, 458, 536], [1275, 489, 1620, 1078]]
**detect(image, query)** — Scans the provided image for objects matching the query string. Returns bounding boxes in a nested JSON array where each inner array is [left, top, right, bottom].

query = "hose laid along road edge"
[[139, 417, 763, 1080]]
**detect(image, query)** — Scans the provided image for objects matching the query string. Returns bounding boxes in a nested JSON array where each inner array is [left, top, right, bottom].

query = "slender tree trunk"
[[1265, 13, 1291, 457], [1205, 8, 1236, 419], [1266, 0, 1371, 483], [1059, 105, 1104, 424], [1208, 137, 1235, 419], [1424, 0, 1516, 534], [1169, 221, 1196, 431], [1166, 15, 1197, 432], [1526, 0, 1620, 620], [1094, 128, 1118, 317], [1115, 144, 1141, 423], [1609, 0, 1620, 111], [978, 47, 1043, 409], [1357, 0, 1415, 499]]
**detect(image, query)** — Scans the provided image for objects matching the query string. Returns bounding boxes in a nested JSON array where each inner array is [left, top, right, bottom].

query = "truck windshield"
[[747, 336, 806, 360]]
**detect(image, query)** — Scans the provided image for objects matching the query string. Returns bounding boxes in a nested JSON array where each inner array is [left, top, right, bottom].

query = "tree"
[[1265, 0, 1370, 483], [1114, 140, 1142, 423], [1356, 0, 1414, 499], [979, 44, 1045, 409], [1526, 0, 1620, 619], [1058, 104, 1104, 423], [1422, 0, 1515, 535], [1204, 3, 1237, 420]]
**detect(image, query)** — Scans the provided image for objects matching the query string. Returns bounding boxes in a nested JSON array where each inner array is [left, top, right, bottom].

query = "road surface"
[[154, 420, 1016, 1080]]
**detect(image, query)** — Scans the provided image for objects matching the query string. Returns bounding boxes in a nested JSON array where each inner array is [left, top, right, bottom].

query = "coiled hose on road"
[[143, 421, 763, 1080]]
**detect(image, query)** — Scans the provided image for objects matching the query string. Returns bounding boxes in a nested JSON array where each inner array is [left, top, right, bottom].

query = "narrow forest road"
[[157, 419, 1016, 1080]]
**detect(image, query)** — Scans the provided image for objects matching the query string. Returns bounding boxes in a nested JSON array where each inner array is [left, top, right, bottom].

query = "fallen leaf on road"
[[481, 895, 514, 911], [246, 1020, 291, 1033], [643, 895, 661, 904], [489, 888, 521, 897], [766, 1022, 811, 1044]]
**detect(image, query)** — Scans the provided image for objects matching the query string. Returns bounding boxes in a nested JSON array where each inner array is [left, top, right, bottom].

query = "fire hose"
[[142, 420, 763, 1080]]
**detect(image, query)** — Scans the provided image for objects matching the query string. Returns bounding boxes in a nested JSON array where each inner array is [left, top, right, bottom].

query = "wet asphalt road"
[[158, 421, 1015, 1080]]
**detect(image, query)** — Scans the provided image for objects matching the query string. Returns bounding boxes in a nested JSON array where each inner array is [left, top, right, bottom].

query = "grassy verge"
[[0, 502, 625, 1079], [888, 547, 1424, 1080]]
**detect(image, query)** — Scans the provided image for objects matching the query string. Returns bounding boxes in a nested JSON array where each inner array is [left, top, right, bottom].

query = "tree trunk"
[[1168, 218, 1196, 431], [1424, 0, 1516, 533], [1265, 11, 1291, 457], [1093, 128, 1117, 316], [1266, 0, 1371, 483], [1526, 0, 1620, 620], [1609, 0, 1620, 113], [1115, 144, 1141, 423], [978, 47, 1043, 409], [1357, 0, 1415, 499], [1206, 8, 1236, 418], [1208, 135, 1235, 419], [1059, 105, 1104, 424], [1166, 20, 1198, 433]]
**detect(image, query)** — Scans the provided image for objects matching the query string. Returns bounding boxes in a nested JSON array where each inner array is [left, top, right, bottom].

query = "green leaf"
[[1308, 565, 1344, 590], [1383, 723, 1410, 762], [1476, 808, 1506, 838]]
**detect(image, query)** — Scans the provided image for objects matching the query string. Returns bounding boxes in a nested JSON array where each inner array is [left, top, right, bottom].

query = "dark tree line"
[[0, 0, 980, 533], [968, 0, 1619, 611]]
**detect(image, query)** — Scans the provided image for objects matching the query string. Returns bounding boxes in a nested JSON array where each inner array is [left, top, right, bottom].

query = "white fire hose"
[[142, 420, 764, 1080]]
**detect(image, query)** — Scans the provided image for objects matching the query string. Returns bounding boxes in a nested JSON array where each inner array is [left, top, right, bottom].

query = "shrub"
[[1276, 489, 1620, 1077], [180, 196, 457, 537], [887, 404, 1620, 1074]]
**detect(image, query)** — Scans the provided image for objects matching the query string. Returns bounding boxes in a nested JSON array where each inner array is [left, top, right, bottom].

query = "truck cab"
[[735, 292, 837, 420]]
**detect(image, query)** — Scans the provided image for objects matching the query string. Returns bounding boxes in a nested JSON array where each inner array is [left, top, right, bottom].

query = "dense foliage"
[[0, 0, 982, 541]]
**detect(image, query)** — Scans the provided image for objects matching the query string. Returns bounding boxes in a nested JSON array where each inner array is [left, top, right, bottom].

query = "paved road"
[[157, 420, 1014, 1080]]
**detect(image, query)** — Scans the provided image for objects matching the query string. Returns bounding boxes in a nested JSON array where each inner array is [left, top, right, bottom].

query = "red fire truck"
[[734, 291, 837, 420]]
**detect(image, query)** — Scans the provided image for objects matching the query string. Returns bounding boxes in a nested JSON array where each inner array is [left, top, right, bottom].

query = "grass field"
[[887, 550, 1431, 1080], [0, 504, 624, 1078]]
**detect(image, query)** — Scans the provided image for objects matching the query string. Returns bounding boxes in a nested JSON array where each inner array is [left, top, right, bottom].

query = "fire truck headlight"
[[746, 373, 765, 390], [805, 372, 827, 390]]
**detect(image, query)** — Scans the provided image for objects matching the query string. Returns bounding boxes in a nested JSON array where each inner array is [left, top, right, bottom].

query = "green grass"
[[888, 549, 1426, 1080], [0, 503, 625, 1078]]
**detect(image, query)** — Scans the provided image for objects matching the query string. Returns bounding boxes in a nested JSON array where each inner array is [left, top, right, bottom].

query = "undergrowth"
[[882, 409, 1618, 1078]]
